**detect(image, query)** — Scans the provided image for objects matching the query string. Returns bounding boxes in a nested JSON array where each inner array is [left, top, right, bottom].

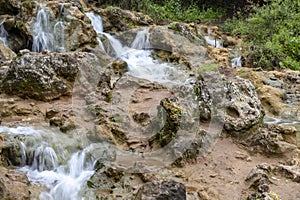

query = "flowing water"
[[0, 126, 95, 200], [0, 20, 8, 45], [53, 4, 65, 52], [32, 6, 54, 52], [86, 12, 187, 85], [32, 4, 66, 52]]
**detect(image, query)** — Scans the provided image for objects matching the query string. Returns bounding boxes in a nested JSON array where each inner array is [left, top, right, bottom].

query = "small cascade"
[[85, 12, 105, 51], [231, 56, 242, 67], [53, 4, 65, 52], [204, 35, 222, 48], [0, 20, 8, 45], [32, 6, 54, 52], [86, 12, 186, 84], [0, 126, 95, 200], [131, 28, 151, 50]]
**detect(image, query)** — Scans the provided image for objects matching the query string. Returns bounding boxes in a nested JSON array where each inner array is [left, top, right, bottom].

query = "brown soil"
[[174, 136, 300, 199]]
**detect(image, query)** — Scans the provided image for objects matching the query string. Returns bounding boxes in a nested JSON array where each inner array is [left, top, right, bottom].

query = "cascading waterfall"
[[53, 4, 65, 52], [86, 12, 187, 84], [85, 12, 105, 51], [0, 126, 95, 200], [32, 6, 54, 52], [0, 20, 8, 45], [231, 55, 242, 67], [32, 4, 67, 52]]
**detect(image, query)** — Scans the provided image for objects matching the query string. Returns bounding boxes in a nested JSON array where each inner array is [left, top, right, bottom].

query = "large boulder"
[[195, 71, 265, 133], [1, 51, 101, 101], [0, 167, 30, 200], [135, 179, 186, 200]]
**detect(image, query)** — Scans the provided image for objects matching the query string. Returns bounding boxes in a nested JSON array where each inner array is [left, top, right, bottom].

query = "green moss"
[[198, 63, 219, 76]]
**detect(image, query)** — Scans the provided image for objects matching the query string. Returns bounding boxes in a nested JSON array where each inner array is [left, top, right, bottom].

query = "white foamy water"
[[86, 12, 187, 84], [0, 126, 95, 200]]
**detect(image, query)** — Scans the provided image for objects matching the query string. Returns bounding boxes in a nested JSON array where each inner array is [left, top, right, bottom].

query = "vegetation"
[[94, 0, 226, 23], [222, 0, 300, 70], [93, 0, 299, 70]]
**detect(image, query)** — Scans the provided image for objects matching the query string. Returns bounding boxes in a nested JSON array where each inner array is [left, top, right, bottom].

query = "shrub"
[[221, 0, 300, 70]]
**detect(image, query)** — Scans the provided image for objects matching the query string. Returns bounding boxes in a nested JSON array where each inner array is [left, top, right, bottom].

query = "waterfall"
[[86, 12, 186, 84], [53, 4, 65, 52], [231, 56, 242, 67], [32, 7, 54, 52], [85, 12, 105, 51], [0, 20, 8, 45], [32, 4, 66, 52], [131, 28, 151, 50], [0, 126, 95, 200]]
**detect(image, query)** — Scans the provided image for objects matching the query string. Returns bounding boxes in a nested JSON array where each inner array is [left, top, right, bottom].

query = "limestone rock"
[[135, 179, 186, 200], [0, 167, 30, 200], [95, 7, 153, 32], [243, 124, 298, 154], [1, 51, 100, 101], [0, 41, 16, 61], [195, 72, 264, 133]]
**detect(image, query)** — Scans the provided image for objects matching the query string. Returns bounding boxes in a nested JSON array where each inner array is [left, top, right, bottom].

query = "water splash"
[[204, 35, 222, 48]]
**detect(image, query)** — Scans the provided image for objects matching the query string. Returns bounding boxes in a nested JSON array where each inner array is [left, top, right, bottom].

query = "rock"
[[95, 7, 153, 32], [0, 16, 28, 53], [0, 0, 20, 15], [274, 165, 300, 183], [263, 78, 283, 88], [195, 72, 264, 133], [0, 134, 25, 166], [1, 51, 100, 101], [0, 167, 30, 200], [245, 164, 282, 200], [243, 124, 298, 154], [0, 41, 16, 61], [256, 85, 286, 116], [135, 179, 186, 200]]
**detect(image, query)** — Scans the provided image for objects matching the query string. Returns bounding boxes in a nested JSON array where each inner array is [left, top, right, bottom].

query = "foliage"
[[198, 63, 219, 75], [222, 0, 300, 70], [95, 0, 225, 23]]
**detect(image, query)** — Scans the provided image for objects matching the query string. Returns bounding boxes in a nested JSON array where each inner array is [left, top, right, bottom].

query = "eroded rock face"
[[1, 51, 101, 101], [94, 7, 153, 32], [0, 167, 30, 200], [243, 124, 298, 155], [135, 179, 186, 200], [196, 72, 264, 133], [0, 41, 16, 61]]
